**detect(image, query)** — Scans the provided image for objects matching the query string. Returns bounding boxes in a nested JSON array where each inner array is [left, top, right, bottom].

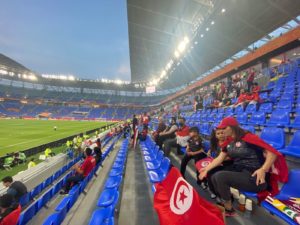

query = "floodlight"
[[174, 50, 180, 58], [222, 8, 226, 13]]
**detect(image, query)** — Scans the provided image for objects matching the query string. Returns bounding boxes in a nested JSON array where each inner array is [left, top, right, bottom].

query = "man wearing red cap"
[[199, 117, 288, 216]]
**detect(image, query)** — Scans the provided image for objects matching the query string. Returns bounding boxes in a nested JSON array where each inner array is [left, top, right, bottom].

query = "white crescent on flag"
[[170, 177, 193, 215]]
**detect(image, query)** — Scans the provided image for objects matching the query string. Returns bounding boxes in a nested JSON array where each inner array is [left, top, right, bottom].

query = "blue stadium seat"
[[248, 111, 266, 125], [280, 130, 300, 158], [148, 158, 171, 183], [18, 201, 38, 225], [236, 112, 248, 124], [55, 196, 71, 212], [276, 100, 292, 112], [19, 192, 31, 207], [241, 125, 255, 133], [290, 114, 300, 128], [109, 169, 123, 177], [245, 103, 257, 114], [234, 105, 244, 114], [97, 188, 118, 207], [105, 176, 122, 189], [88, 208, 113, 225], [261, 170, 300, 225], [37, 189, 53, 211], [258, 103, 273, 113], [266, 110, 290, 127], [260, 127, 285, 150], [42, 212, 63, 225], [30, 183, 43, 199]]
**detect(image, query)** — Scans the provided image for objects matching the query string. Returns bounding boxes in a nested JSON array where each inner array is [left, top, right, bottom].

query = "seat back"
[[289, 130, 300, 147], [279, 170, 300, 199], [259, 103, 273, 113], [160, 157, 171, 173], [260, 127, 285, 149], [19, 192, 31, 207], [88, 208, 111, 225], [19, 202, 37, 225]]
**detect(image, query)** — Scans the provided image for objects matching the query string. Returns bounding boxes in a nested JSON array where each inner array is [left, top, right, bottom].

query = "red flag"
[[154, 167, 225, 225]]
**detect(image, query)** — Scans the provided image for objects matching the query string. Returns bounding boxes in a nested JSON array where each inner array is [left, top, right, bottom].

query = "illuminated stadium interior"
[[0, 1, 300, 225]]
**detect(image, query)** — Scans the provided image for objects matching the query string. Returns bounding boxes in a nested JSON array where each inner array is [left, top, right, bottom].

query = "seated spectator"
[[152, 117, 167, 144], [60, 148, 96, 194], [93, 147, 102, 165], [156, 117, 178, 149], [45, 148, 55, 158], [252, 82, 261, 93], [219, 94, 231, 107], [0, 194, 21, 225], [194, 95, 203, 111], [199, 117, 287, 217], [96, 138, 101, 149], [1, 176, 27, 202], [206, 128, 233, 199], [180, 127, 206, 187], [163, 117, 189, 156], [233, 89, 247, 108], [27, 158, 36, 169]]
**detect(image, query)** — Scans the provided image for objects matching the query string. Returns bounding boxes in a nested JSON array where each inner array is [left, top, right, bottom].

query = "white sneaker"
[[210, 193, 217, 199], [200, 182, 208, 190]]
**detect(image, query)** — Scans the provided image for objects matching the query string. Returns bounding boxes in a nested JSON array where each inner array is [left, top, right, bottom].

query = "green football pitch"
[[0, 119, 113, 156]]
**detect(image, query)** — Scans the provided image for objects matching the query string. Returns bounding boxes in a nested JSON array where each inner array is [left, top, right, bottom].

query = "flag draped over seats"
[[153, 167, 225, 225]]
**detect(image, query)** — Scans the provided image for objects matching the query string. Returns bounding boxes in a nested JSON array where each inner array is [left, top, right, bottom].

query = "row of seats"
[[139, 137, 171, 192], [41, 135, 121, 225], [89, 138, 129, 225]]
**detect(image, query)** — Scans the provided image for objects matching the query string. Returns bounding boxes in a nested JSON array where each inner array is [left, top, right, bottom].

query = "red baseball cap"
[[217, 117, 239, 129]]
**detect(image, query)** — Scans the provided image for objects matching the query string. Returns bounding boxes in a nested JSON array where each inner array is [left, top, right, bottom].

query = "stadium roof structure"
[[0, 53, 32, 74], [127, 0, 300, 89]]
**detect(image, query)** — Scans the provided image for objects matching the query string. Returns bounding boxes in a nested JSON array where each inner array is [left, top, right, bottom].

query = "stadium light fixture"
[[211, 21, 215, 25], [200, 34, 204, 38], [222, 8, 226, 13], [174, 50, 180, 58], [160, 70, 167, 78], [206, 27, 209, 31]]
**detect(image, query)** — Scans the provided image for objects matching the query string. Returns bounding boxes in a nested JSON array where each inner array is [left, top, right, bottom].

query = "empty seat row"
[[89, 138, 129, 225]]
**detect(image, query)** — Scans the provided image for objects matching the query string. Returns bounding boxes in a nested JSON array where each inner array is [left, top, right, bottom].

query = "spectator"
[[194, 95, 203, 111], [156, 117, 178, 149], [180, 127, 207, 188], [206, 128, 233, 199], [252, 82, 261, 93], [152, 117, 166, 144], [27, 158, 36, 169], [141, 112, 150, 129], [93, 147, 102, 165], [199, 117, 284, 216], [163, 117, 189, 156], [60, 148, 96, 194], [96, 138, 101, 149], [234, 89, 247, 108], [0, 194, 21, 225], [1, 176, 27, 202], [132, 114, 138, 131], [45, 148, 55, 158], [247, 68, 256, 92]]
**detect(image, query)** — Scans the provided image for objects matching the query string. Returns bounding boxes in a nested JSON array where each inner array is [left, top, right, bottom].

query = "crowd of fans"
[[147, 65, 290, 217]]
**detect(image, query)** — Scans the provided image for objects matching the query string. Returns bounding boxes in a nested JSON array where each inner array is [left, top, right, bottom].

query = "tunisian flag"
[[154, 167, 225, 225]]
